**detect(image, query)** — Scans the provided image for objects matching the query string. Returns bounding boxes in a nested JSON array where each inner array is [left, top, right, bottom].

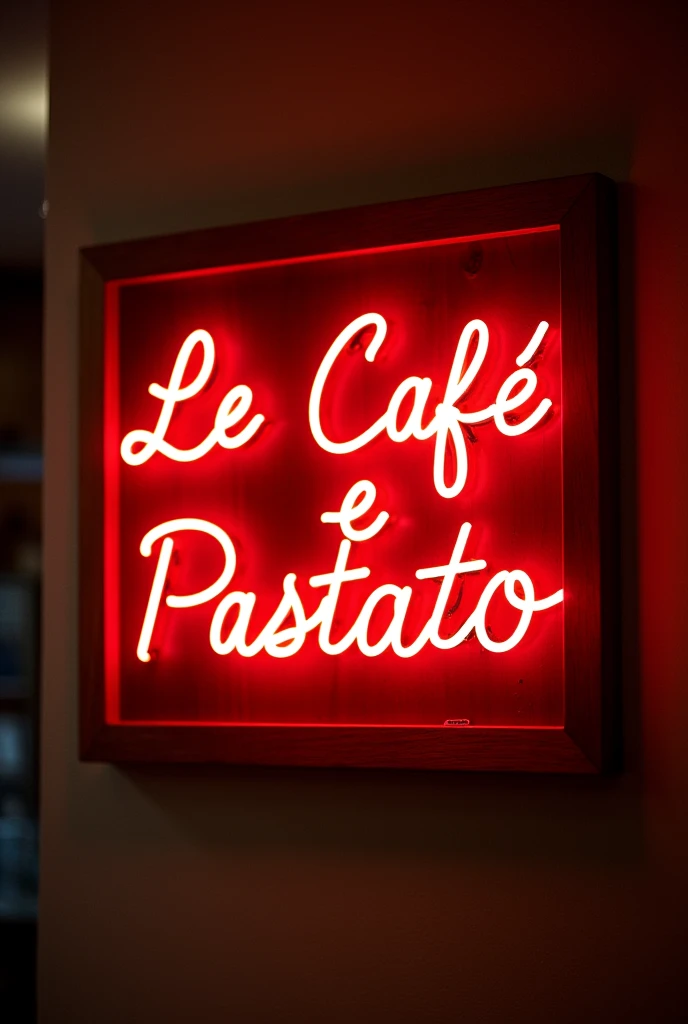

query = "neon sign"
[[80, 174, 615, 771]]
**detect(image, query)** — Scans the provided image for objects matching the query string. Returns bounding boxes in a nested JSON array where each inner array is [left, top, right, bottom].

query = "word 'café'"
[[120, 313, 564, 664]]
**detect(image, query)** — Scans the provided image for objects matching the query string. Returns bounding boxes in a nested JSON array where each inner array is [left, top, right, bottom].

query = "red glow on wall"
[[104, 227, 565, 729]]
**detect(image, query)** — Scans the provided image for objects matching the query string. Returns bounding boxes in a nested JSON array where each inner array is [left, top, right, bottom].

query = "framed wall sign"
[[79, 174, 617, 772]]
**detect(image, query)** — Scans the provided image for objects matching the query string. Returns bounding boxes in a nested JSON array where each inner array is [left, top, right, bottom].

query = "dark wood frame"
[[80, 173, 617, 772]]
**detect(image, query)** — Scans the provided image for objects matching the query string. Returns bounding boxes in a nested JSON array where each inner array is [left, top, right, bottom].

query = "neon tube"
[[136, 511, 563, 663], [320, 479, 389, 541], [137, 518, 237, 661], [516, 321, 549, 367], [308, 315, 555, 499], [121, 330, 264, 465]]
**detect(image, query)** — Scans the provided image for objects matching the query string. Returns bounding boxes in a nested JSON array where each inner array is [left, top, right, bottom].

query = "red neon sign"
[[80, 176, 616, 771]]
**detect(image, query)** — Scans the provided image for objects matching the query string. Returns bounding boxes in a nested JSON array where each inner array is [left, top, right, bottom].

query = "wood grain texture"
[[80, 724, 597, 773], [79, 173, 617, 772]]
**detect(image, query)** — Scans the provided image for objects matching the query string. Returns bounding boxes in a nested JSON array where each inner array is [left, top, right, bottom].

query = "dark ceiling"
[[0, 0, 47, 268]]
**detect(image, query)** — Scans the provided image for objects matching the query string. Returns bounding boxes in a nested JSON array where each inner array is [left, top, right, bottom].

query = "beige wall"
[[40, 2, 688, 1021]]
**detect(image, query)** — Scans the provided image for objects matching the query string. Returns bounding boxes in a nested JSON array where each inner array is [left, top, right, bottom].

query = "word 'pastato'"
[[135, 481, 563, 664]]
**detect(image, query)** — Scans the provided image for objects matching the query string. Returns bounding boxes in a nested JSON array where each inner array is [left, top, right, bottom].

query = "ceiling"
[[0, 1, 47, 268]]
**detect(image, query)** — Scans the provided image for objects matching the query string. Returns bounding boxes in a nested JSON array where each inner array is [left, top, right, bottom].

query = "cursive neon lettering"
[[121, 329, 265, 465], [137, 518, 237, 661], [136, 486, 562, 663], [308, 316, 553, 497], [320, 479, 389, 541], [308, 313, 390, 454]]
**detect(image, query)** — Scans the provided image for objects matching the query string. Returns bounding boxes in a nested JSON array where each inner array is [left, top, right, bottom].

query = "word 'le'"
[[121, 315, 553, 499]]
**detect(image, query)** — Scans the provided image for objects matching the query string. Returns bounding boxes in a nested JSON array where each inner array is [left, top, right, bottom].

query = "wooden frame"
[[80, 173, 617, 772]]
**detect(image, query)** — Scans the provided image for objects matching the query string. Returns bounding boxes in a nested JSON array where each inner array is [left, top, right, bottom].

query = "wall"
[[40, 2, 688, 1021]]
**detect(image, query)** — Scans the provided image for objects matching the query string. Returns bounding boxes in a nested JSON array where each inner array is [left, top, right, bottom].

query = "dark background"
[[0, 3, 46, 1019], [40, 1, 688, 1022]]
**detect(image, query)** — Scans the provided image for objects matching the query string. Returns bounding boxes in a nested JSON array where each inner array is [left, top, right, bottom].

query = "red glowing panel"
[[80, 175, 616, 771]]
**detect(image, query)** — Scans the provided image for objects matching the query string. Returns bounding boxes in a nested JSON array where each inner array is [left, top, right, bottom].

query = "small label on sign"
[[444, 719, 471, 727]]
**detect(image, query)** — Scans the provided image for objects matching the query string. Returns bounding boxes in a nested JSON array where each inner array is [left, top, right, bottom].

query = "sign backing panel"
[[80, 175, 616, 771]]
